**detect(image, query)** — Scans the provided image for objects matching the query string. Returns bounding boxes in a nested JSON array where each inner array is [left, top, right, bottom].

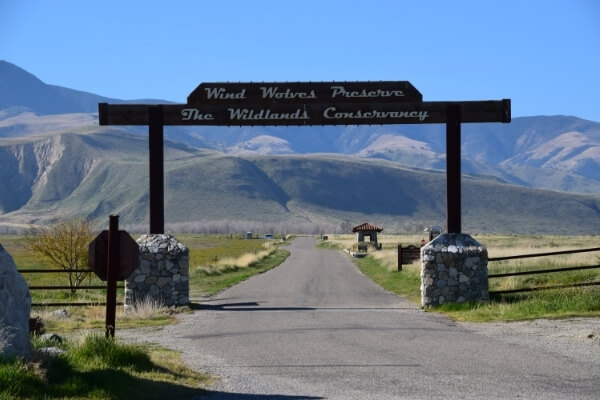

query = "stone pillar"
[[420, 233, 488, 308], [125, 234, 189, 311]]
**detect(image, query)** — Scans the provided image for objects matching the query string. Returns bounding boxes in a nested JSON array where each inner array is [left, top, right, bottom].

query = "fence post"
[[397, 245, 402, 272]]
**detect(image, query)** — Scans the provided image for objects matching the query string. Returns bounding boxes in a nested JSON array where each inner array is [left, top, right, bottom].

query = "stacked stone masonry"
[[421, 233, 489, 308], [125, 234, 189, 311]]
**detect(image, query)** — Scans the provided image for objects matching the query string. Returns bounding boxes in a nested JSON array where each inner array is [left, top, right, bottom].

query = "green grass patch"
[[0, 334, 211, 400], [354, 256, 422, 303], [190, 249, 290, 297], [437, 287, 600, 322]]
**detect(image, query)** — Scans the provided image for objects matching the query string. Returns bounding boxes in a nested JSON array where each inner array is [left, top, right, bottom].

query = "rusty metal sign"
[[88, 230, 140, 281]]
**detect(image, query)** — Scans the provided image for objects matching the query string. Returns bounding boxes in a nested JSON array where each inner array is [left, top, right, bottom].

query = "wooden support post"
[[149, 106, 164, 234], [397, 244, 403, 272], [105, 215, 119, 338], [446, 104, 462, 234]]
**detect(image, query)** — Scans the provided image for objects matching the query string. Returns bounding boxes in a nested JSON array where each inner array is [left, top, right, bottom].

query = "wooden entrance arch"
[[98, 81, 510, 234]]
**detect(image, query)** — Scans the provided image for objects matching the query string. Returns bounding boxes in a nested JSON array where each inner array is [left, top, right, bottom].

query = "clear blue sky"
[[1, 0, 599, 122]]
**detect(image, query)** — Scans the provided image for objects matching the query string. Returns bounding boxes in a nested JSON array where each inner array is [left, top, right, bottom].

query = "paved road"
[[127, 237, 600, 399]]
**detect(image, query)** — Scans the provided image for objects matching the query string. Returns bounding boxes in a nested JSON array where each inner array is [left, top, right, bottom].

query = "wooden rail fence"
[[488, 247, 600, 295], [18, 269, 124, 307]]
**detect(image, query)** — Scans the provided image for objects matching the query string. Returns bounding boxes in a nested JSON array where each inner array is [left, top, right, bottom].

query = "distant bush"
[[23, 218, 94, 292]]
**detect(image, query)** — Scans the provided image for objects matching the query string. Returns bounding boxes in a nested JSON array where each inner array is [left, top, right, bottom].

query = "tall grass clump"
[[125, 296, 168, 320], [68, 334, 153, 372]]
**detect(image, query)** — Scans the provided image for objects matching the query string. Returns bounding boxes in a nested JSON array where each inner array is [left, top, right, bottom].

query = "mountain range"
[[1, 60, 599, 234]]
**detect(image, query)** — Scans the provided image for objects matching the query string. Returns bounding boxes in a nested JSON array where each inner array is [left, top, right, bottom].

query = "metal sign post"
[[98, 81, 511, 235], [105, 215, 119, 338]]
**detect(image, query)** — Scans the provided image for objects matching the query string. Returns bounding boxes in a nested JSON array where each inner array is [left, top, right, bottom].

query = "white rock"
[[0, 244, 31, 359], [48, 309, 69, 319]]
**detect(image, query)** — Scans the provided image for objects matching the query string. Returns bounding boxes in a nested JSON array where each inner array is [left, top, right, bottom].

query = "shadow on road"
[[203, 393, 323, 399], [191, 301, 419, 312]]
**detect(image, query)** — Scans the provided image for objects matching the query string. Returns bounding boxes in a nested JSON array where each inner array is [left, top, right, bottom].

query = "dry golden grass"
[[325, 233, 598, 277], [34, 298, 175, 333], [198, 240, 279, 274], [125, 296, 169, 319]]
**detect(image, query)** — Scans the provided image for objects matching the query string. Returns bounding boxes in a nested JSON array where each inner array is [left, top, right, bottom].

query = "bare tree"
[[24, 218, 94, 293]]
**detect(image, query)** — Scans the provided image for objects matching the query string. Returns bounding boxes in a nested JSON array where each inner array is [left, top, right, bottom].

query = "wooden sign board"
[[99, 100, 510, 126], [187, 81, 423, 104], [400, 244, 421, 264]]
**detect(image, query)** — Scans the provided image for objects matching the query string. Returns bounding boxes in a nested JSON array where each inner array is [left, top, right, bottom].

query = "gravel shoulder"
[[459, 317, 600, 366], [119, 312, 600, 398]]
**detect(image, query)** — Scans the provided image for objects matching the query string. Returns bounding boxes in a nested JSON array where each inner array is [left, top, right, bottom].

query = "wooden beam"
[[98, 100, 510, 126]]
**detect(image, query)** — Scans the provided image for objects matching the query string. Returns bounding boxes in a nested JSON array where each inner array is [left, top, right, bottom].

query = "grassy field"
[[321, 234, 600, 322]]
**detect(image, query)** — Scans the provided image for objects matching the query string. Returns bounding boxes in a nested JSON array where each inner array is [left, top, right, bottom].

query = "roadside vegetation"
[[1, 233, 289, 329], [0, 333, 210, 400], [0, 231, 290, 398], [322, 234, 600, 322]]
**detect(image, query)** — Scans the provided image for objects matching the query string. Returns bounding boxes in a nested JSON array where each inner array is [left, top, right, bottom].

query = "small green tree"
[[24, 218, 94, 293]]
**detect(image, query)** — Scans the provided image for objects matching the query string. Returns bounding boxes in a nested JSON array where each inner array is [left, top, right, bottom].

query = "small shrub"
[[23, 218, 94, 293], [127, 296, 168, 319]]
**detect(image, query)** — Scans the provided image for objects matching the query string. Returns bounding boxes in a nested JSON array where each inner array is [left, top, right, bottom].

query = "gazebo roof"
[[351, 223, 383, 233]]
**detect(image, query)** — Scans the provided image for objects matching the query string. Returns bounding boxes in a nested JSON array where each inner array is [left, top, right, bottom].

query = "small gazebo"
[[352, 222, 383, 245]]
